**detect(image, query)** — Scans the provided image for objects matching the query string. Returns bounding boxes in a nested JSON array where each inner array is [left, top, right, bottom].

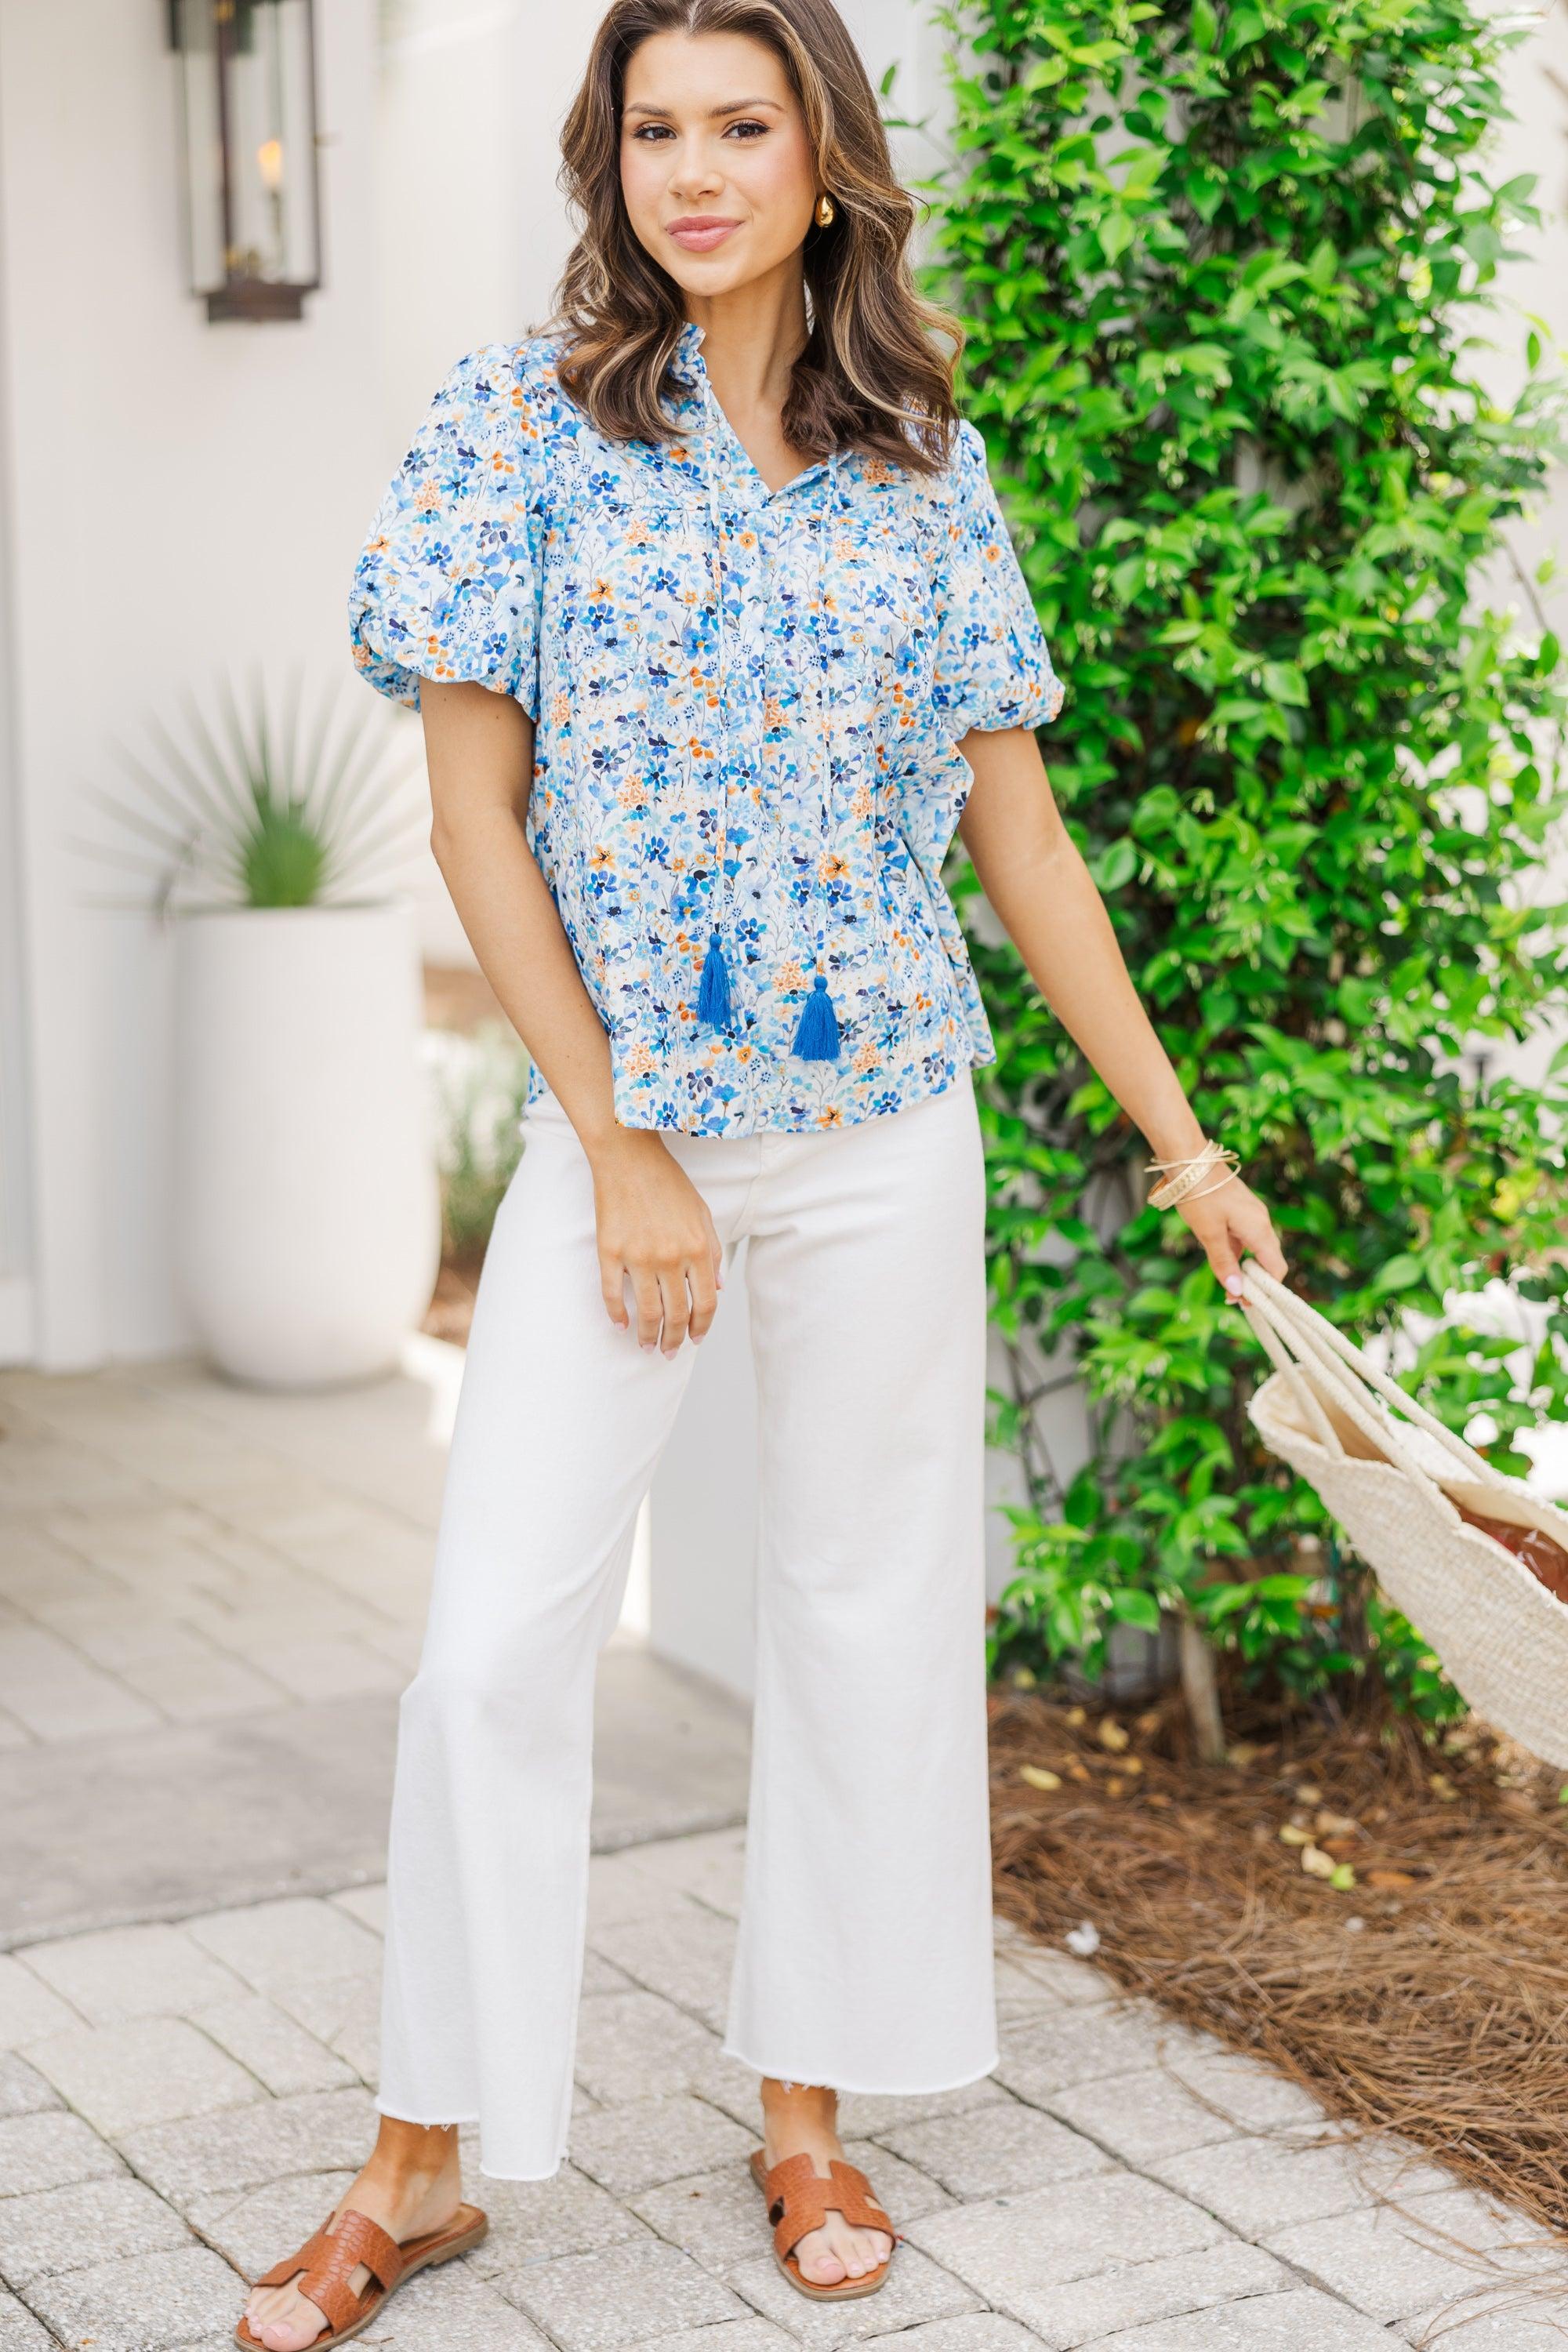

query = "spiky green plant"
[[86, 673, 424, 913]]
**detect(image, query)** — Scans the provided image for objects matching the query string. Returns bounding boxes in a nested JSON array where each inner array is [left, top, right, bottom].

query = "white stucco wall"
[[1490, 4, 1568, 637], [0, 0, 385, 1367], [0, 144, 30, 1367], [1479, 2, 1568, 1091]]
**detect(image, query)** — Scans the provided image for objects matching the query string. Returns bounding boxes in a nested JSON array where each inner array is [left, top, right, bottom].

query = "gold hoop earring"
[[815, 193, 836, 227]]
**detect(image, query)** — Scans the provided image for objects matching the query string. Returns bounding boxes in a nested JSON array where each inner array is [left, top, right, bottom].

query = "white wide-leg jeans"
[[376, 1076, 997, 2180]]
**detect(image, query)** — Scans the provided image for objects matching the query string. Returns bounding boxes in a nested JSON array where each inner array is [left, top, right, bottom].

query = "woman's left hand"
[[1180, 1174, 1288, 1302]]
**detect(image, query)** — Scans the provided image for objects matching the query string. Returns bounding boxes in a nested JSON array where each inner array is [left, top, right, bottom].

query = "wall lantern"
[[169, 0, 322, 322]]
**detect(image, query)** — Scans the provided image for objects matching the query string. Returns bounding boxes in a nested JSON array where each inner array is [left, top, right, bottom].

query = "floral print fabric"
[[349, 321, 1064, 1135]]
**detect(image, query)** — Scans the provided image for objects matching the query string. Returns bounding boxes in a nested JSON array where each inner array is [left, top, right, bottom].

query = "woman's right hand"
[[590, 1131, 724, 1356]]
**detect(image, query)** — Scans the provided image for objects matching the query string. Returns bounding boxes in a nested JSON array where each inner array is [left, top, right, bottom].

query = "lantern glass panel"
[[174, 0, 225, 297], [173, 0, 320, 312], [227, 0, 318, 289]]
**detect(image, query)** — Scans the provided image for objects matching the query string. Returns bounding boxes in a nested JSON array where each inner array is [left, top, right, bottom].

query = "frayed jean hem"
[[719, 2045, 1000, 2097]]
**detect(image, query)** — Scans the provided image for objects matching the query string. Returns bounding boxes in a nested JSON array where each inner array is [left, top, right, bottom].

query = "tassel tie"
[[695, 371, 737, 1038], [793, 973, 840, 1061], [696, 926, 732, 1027], [787, 448, 846, 1062], [693, 351, 844, 1062]]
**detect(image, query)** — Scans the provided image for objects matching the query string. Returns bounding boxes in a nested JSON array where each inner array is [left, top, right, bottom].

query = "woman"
[[239, 0, 1286, 2341]]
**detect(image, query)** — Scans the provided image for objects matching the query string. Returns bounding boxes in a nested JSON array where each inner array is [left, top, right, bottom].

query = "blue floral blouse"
[[348, 320, 1064, 1135]]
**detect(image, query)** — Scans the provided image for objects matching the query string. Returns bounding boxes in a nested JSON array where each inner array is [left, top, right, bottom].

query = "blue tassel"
[[697, 929, 732, 1029], [792, 974, 841, 1062]]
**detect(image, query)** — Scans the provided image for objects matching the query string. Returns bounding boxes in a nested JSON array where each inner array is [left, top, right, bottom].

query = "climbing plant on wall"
[[929, 0, 1568, 1720]]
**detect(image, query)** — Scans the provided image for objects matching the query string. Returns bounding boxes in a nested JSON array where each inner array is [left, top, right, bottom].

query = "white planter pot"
[[173, 902, 440, 1388]]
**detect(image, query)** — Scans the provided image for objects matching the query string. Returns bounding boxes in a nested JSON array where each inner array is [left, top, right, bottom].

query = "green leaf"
[[1095, 837, 1138, 891], [1306, 238, 1337, 291], [1260, 661, 1308, 708], [1110, 1588, 1163, 1632]]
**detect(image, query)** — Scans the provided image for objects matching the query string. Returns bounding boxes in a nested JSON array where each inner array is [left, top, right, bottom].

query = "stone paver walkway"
[[4, 1846, 1568, 2350], [3, 1362, 1567, 2348], [0, 1355, 750, 1946]]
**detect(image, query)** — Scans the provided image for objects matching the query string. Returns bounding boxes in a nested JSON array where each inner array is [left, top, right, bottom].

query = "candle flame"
[[257, 136, 284, 195]]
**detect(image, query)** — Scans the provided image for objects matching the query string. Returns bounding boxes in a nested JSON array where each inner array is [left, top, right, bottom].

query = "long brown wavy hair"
[[553, 0, 961, 474]]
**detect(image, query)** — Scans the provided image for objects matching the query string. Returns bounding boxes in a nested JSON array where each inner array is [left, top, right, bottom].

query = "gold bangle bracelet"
[[1178, 1165, 1240, 1205], [1148, 1167, 1207, 1210], [1146, 1142, 1238, 1210], [1147, 1146, 1220, 1207]]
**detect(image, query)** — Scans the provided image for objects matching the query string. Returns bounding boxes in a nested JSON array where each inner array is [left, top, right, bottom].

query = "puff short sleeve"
[[930, 422, 1064, 739], [349, 343, 547, 717]]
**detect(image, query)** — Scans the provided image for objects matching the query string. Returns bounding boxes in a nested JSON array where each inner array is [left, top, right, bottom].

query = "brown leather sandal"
[[234, 2201, 488, 2347], [749, 2147, 897, 2302]]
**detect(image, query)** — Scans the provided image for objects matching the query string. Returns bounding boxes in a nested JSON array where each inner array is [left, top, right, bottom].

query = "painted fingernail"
[[1225, 1276, 1243, 1297]]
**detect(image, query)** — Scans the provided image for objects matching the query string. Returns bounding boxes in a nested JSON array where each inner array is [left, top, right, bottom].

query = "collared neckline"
[[670, 318, 837, 512], [669, 317, 707, 387]]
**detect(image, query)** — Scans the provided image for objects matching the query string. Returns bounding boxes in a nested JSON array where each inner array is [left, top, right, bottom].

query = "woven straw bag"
[[1237, 1261, 1568, 1766]]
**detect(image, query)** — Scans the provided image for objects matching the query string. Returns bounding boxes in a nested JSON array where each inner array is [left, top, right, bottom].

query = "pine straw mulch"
[[989, 1686, 1568, 2260]]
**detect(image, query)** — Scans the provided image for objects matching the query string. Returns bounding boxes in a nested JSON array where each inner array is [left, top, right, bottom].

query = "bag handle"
[[1266, 1295, 1452, 1501], [1240, 1263, 1508, 1494], [1238, 1280, 1446, 1505], [1238, 1294, 1348, 1460], [1236, 1269, 1489, 1523]]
